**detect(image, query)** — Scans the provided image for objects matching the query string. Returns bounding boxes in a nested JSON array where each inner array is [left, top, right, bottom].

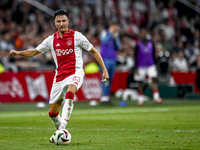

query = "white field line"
[[74, 108, 171, 115], [0, 126, 198, 133], [0, 106, 199, 118], [0, 108, 170, 118]]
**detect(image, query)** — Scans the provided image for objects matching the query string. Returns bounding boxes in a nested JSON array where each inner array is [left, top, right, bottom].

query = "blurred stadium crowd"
[[0, 0, 200, 78]]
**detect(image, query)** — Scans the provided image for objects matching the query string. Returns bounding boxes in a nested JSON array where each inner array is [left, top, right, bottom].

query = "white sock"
[[138, 94, 143, 103], [49, 112, 61, 129], [59, 99, 74, 129], [153, 90, 160, 100]]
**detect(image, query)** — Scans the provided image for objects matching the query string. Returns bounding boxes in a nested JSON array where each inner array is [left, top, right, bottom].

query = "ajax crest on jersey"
[[67, 40, 72, 46], [53, 129, 71, 145]]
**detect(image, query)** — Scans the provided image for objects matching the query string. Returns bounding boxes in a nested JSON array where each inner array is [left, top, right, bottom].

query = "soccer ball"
[[53, 129, 71, 145]]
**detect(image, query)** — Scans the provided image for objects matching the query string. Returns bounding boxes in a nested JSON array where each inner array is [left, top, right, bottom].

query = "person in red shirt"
[[9, 9, 109, 143]]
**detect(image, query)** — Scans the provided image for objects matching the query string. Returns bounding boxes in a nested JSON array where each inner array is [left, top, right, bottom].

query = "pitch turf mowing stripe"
[[0, 106, 199, 118], [0, 112, 47, 117], [0, 126, 199, 133]]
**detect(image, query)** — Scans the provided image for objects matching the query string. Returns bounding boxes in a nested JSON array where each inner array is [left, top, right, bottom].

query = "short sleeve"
[[77, 32, 93, 51], [36, 36, 52, 53]]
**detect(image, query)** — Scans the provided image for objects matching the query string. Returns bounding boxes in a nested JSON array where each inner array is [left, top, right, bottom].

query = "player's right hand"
[[9, 50, 19, 56], [101, 70, 109, 82]]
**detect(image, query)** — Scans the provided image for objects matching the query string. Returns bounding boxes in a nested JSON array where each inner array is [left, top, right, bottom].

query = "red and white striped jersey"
[[36, 28, 93, 82]]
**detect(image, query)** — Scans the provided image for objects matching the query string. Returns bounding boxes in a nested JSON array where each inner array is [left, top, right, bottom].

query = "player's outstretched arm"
[[89, 47, 109, 82], [9, 49, 41, 57]]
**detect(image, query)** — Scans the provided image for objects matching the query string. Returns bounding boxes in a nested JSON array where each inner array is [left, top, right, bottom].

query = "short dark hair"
[[54, 9, 69, 19], [110, 22, 119, 26]]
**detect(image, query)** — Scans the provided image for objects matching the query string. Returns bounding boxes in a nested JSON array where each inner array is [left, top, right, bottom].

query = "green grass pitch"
[[0, 98, 200, 150]]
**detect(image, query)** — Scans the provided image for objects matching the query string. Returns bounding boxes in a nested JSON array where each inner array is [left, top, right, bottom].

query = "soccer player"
[[134, 28, 163, 106], [9, 9, 109, 142], [100, 23, 120, 105]]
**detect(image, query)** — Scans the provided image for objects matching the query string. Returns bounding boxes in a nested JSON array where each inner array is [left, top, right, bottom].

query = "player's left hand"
[[101, 71, 109, 82]]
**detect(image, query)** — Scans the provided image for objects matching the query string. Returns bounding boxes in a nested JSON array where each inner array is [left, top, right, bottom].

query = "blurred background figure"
[[173, 50, 189, 72], [100, 23, 120, 105], [195, 54, 200, 89], [133, 28, 163, 106], [168, 51, 177, 72], [155, 43, 171, 84], [115, 48, 134, 72], [184, 41, 200, 71]]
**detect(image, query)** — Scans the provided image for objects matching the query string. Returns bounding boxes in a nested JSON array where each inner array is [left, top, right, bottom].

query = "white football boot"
[[154, 98, 163, 104]]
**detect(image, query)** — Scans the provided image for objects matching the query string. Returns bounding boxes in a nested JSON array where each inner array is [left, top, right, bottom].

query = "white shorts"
[[134, 65, 158, 82], [49, 72, 84, 104]]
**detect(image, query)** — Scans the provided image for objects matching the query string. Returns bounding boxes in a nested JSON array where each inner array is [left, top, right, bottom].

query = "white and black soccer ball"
[[53, 129, 71, 145]]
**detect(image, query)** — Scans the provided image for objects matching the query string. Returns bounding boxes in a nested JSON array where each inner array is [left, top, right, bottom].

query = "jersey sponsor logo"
[[55, 48, 74, 56], [53, 30, 76, 82], [67, 40, 72, 46], [56, 43, 60, 46]]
